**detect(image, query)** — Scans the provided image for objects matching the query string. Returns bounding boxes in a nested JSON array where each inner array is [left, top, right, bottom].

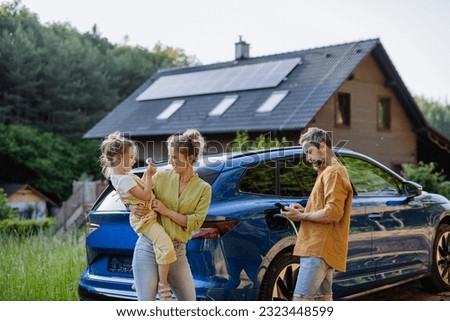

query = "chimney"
[[235, 36, 250, 60]]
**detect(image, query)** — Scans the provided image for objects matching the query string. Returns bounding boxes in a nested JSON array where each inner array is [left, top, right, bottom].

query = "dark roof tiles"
[[84, 39, 380, 138]]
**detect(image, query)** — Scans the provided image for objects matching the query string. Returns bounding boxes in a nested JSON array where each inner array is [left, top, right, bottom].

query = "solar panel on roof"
[[136, 57, 301, 101]]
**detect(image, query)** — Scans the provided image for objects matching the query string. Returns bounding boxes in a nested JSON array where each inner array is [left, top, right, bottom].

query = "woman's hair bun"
[[167, 129, 206, 163], [183, 128, 205, 154]]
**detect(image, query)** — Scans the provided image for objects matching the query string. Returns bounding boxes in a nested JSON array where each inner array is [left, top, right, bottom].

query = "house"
[[0, 183, 57, 220], [84, 38, 450, 176]]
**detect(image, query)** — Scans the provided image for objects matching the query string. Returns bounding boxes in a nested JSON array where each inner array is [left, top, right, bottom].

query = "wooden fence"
[[54, 181, 107, 233]]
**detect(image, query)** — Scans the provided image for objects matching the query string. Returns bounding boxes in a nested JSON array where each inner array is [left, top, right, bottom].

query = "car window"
[[239, 161, 276, 195], [279, 157, 317, 197], [94, 189, 127, 211], [196, 167, 220, 185], [340, 156, 402, 196]]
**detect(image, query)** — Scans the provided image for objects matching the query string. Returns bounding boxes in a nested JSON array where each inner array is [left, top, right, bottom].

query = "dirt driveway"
[[354, 280, 450, 301]]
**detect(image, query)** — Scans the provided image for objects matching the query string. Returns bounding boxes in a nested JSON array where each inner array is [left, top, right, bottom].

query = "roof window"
[[256, 90, 289, 113], [208, 95, 239, 116], [156, 100, 185, 120]]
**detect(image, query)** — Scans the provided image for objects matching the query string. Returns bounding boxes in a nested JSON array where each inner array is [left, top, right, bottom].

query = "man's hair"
[[299, 127, 332, 148]]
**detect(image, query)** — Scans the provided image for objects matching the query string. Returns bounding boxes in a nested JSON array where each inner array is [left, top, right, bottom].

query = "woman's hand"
[[151, 199, 169, 216], [152, 199, 188, 228], [129, 204, 150, 218]]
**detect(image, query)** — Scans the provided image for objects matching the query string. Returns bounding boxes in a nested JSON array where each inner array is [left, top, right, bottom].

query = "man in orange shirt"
[[282, 127, 353, 301]]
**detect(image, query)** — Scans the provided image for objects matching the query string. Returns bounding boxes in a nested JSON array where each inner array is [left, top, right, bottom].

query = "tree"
[[401, 161, 450, 199], [0, 124, 101, 202], [415, 96, 450, 139], [0, 1, 194, 139], [228, 130, 290, 152], [0, 188, 17, 220], [0, 1, 198, 203]]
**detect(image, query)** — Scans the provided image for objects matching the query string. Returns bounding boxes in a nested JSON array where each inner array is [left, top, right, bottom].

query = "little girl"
[[99, 131, 176, 301]]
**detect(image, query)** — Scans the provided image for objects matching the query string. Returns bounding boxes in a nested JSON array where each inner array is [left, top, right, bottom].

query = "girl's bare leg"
[[158, 264, 173, 301]]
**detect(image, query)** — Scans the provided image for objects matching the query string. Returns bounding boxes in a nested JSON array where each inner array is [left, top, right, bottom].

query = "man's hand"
[[281, 203, 305, 221], [283, 205, 333, 224]]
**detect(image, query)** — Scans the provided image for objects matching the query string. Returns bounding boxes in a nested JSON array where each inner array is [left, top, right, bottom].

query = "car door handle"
[[368, 213, 382, 221]]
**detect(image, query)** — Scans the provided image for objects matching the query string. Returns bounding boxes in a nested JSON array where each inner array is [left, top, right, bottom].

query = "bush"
[[401, 162, 450, 199], [0, 188, 18, 220], [0, 217, 56, 237], [228, 130, 290, 152]]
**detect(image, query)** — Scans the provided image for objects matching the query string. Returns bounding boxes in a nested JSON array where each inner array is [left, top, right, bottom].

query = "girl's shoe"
[[158, 283, 173, 301]]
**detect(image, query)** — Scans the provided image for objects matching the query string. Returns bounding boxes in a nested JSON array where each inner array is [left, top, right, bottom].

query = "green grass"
[[0, 231, 86, 300]]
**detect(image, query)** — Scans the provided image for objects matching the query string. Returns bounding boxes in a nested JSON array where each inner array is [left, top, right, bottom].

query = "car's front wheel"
[[421, 223, 450, 292], [259, 252, 299, 301]]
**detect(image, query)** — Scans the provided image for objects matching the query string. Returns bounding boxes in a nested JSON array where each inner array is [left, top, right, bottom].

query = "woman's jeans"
[[132, 235, 196, 300]]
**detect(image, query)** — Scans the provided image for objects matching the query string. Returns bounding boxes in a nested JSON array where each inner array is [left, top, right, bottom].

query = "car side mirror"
[[403, 181, 422, 198]]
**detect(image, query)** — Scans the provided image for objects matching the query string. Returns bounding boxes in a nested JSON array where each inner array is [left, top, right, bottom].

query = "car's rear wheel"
[[259, 252, 299, 301], [421, 223, 450, 292]]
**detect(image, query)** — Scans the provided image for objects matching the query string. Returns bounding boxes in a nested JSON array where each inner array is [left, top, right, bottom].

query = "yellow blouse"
[[152, 169, 212, 243], [293, 159, 353, 272]]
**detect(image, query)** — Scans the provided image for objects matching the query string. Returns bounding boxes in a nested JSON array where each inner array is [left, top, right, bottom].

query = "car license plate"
[[108, 256, 133, 274]]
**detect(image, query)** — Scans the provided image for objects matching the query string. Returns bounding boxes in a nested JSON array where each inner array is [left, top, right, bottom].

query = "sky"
[[18, 0, 450, 104]]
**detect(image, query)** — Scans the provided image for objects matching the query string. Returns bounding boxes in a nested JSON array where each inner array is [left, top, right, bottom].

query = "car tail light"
[[192, 221, 238, 239]]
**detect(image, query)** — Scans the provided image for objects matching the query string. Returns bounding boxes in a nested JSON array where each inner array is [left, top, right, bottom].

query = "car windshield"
[[339, 155, 402, 196]]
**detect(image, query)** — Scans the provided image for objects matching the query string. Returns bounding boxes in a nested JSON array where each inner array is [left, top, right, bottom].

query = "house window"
[[377, 97, 391, 130], [208, 95, 239, 116], [156, 100, 185, 120], [256, 90, 289, 113], [335, 92, 351, 127]]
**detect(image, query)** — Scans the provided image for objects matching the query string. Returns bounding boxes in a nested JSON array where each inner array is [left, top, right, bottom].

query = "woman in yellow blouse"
[[131, 129, 212, 301]]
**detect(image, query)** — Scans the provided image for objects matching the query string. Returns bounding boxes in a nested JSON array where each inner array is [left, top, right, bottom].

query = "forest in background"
[[0, 1, 449, 204], [0, 1, 193, 202], [0, 1, 195, 139]]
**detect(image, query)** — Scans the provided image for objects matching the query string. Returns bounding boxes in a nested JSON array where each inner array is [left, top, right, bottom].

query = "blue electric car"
[[78, 147, 450, 300]]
